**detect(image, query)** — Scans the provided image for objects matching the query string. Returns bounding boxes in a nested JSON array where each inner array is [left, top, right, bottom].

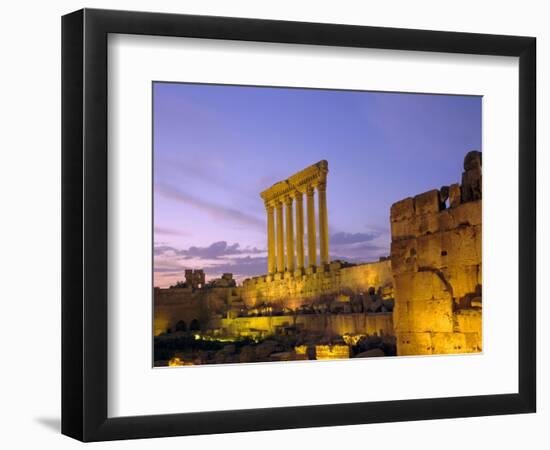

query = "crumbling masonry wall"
[[239, 259, 393, 310], [391, 151, 482, 356], [212, 312, 393, 339], [154, 287, 234, 336]]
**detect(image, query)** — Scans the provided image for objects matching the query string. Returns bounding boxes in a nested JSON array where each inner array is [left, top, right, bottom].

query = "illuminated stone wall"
[[155, 153, 483, 358], [315, 345, 351, 360], [155, 259, 394, 338], [154, 286, 236, 336], [391, 152, 482, 356], [212, 312, 393, 338], [153, 260, 392, 337], [240, 259, 393, 309]]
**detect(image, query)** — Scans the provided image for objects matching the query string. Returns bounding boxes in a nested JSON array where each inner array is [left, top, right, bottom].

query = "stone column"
[[306, 186, 317, 268], [266, 203, 276, 274], [285, 197, 295, 272], [318, 182, 329, 266], [295, 192, 305, 271], [276, 201, 285, 273]]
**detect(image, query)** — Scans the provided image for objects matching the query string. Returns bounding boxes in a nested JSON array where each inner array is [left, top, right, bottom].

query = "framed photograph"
[[62, 8, 536, 442]]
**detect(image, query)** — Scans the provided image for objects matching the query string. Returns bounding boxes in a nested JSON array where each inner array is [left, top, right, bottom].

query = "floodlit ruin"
[[154, 152, 482, 366]]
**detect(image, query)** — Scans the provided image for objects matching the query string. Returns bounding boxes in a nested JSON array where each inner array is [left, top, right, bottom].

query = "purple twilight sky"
[[153, 82, 481, 288]]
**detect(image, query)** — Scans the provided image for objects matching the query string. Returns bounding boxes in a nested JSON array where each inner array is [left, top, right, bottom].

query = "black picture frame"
[[62, 8, 536, 442]]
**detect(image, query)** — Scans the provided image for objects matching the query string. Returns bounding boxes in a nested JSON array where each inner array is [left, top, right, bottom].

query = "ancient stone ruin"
[[154, 152, 482, 365], [391, 150, 482, 355], [184, 269, 205, 290]]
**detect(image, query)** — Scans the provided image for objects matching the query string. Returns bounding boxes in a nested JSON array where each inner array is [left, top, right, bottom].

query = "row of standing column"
[[266, 184, 329, 275]]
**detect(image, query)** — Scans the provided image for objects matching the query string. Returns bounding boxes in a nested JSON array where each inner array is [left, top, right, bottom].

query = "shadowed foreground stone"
[[355, 348, 385, 358]]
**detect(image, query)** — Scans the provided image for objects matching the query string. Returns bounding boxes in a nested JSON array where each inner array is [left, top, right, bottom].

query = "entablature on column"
[[260, 160, 328, 205]]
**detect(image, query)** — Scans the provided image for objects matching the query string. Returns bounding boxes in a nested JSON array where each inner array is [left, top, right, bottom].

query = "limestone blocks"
[[184, 269, 205, 289], [461, 150, 482, 202], [449, 183, 461, 207], [390, 151, 482, 244], [390, 151, 483, 356], [239, 260, 393, 311], [315, 344, 350, 360]]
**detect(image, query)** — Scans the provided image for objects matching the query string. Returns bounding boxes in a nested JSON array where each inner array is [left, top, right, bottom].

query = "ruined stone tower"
[[390, 150, 482, 355]]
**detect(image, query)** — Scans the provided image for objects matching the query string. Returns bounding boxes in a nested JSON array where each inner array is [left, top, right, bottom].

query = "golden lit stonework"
[[260, 160, 330, 273], [154, 152, 482, 365]]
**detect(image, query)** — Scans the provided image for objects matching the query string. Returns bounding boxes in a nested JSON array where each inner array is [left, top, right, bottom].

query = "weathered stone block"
[[454, 309, 482, 334], [390, 239, 417, 275], [391, 197, 414, 221], [446, 265, 480, 299], [414, 190, 440, 215], [453, 200, 482, 227], [449, 183, 461, 208], [431, 331, 481, 354], [415, 212, 440, 236], [391, 218, 416, 240], [315, 345, 350, 360], [392, 301, 410, 333], [416, 233, 444, 268], [438, 209, 456, 232], [394, 298, 453, 334], [405, 299, 454, 333], [436, 226, 481, 268], [396, 332, 433, 356], [394, 271, 451, 303], [431, 332, 467, 354], [464, 332, 482, 352], [365, 313, 394, 336], [294, 345, 308, 355], [461, 172, 482, 203]]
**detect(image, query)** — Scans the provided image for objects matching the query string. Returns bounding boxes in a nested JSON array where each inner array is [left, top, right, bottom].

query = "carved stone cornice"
[[260, 160, 329, 204]]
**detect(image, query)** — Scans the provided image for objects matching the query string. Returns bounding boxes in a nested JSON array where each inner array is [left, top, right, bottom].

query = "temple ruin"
[[154, 152, 482, 365], [261, 160, 330, 274]]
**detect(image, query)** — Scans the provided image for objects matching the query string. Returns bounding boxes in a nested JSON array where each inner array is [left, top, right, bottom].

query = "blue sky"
[[153, 82, 481, 287]]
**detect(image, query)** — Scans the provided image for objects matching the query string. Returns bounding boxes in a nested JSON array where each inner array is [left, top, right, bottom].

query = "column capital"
[[316, 181, 327, 192]]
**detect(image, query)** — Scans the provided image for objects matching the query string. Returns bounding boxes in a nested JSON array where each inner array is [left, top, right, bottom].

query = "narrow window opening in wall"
[[441, 250, 448, 256], [190, 319, 200, 331]]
